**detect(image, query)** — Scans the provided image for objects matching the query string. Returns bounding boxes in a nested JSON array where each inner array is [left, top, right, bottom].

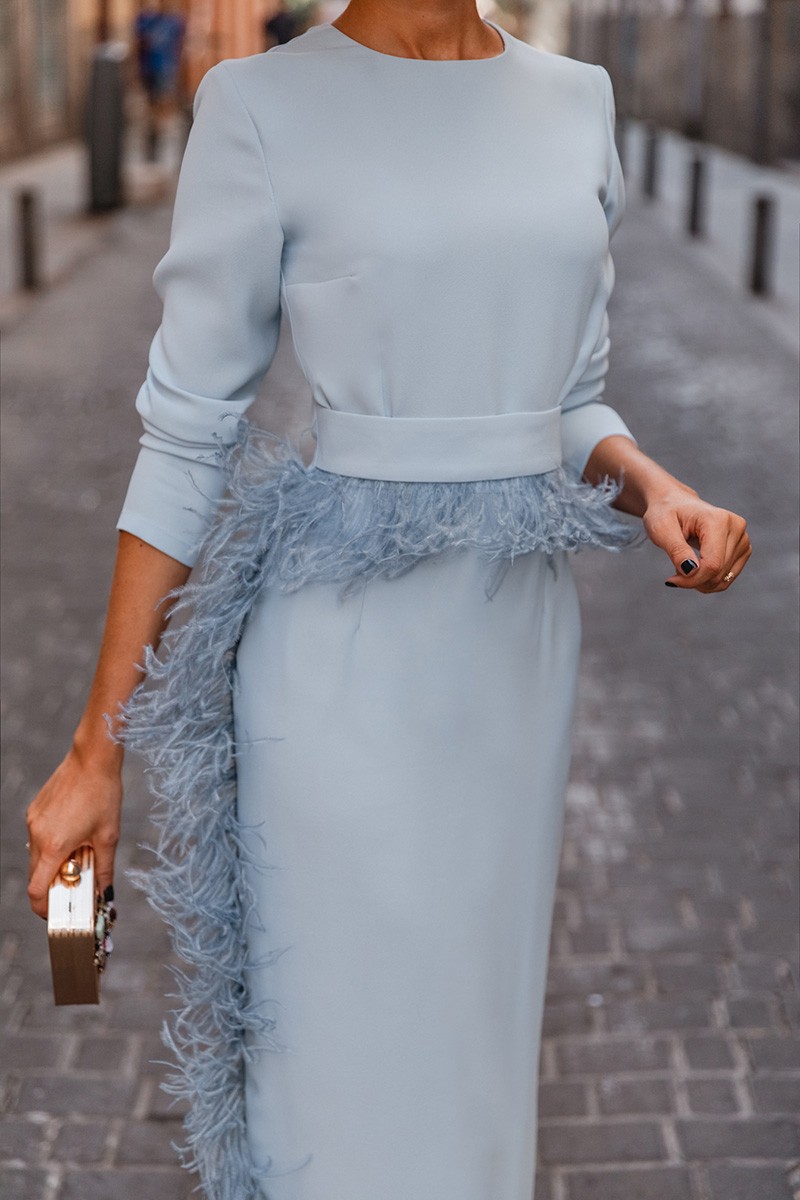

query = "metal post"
[[86, 41, 127, 213], [642, 123, 659, 200], [751, 0, 774, 165], [18, 189, 41, 291], [749, 193, 774, 296], [686, 154, 706, 238], [684, 0, 707, 141]]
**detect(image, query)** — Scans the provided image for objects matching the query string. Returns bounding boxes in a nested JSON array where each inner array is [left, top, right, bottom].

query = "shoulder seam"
[[216, 60, 286, 244]]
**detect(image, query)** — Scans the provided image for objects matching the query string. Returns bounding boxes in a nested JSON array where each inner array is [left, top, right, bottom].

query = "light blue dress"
[[116, 19, 641, 1200]]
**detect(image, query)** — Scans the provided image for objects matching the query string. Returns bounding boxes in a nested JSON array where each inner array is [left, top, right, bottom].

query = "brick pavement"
[[538, 191, 800, 1199], [1, 177, 798, 1198], [1, 195, 197, 1199]]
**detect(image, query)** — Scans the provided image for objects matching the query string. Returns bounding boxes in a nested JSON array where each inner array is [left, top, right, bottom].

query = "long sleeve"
[[559, 64, 637, 482], [116, 60, 284, 566]]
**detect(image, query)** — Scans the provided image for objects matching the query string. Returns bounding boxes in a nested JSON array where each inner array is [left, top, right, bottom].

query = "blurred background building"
[[568, 0, 799, 165], [0, 0, 321, 163], [1, 0, 134, 161], [2, 0, 796, 167]]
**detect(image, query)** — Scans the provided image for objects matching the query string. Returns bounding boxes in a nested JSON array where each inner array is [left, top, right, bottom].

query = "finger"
[[692, 527, 744, 592], [661, 511, 751, 592], [27, 851, 66, 920], [694, 519, 751, 593], [719, 525, 750, 586], [666, 514, 730, 589], [728, 520, 751, 568], [93, 840, 117, 900], [695, 539, 752, 594], [648, 511, 702, 583]]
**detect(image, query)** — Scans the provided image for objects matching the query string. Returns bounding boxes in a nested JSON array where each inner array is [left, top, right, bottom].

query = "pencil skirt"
[[232, 543, 582, 1200]]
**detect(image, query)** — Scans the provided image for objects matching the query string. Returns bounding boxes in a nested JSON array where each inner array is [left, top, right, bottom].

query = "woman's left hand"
[[642, 490, 752, 593]]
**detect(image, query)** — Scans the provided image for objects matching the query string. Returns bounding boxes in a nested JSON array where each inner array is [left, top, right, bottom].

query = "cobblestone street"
[[2, 171, 798, 1200]]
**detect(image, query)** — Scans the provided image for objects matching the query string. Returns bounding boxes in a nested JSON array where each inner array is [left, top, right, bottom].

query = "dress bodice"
[[116, 20, 637, 566]]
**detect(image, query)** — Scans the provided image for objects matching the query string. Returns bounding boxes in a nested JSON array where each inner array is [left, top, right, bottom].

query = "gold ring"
[[722, 571, 735, 583]]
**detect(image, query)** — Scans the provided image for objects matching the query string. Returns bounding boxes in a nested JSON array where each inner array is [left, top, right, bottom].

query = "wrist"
[[641, 478, 700, 513], [584, 440, 700, 517], [72, 719, 124, 777]]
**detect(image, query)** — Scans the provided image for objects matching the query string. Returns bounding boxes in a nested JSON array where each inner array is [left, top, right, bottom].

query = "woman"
[[26, 2, 751, 1198]]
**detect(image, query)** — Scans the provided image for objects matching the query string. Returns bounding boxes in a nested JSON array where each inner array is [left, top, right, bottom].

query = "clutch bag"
[[47, 844, 116, 1005]]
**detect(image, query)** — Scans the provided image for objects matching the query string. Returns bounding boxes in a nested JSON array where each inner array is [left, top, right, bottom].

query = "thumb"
[[93, 842, 117, 902], [649, 511, 700, 584]]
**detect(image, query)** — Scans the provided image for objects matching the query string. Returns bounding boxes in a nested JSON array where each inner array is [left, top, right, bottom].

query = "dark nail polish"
[[680, 559, 699, 575], [664, 581, 678, 587], [103, 884, 115, 903]]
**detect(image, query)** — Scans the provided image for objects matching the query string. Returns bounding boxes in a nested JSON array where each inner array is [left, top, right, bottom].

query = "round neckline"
[[325, 18, 510, 63]]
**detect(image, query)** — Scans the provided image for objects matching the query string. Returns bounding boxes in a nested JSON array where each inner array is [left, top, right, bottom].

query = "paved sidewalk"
[[539, 184, 800, 1199], [620, 118, 800, 357], [1, 173, 798, 1198], [0, 97, 186, 332]]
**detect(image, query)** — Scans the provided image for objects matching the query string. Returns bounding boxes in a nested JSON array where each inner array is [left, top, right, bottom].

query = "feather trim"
[[112, 416, 645, 1197], [198, 417, 645, 598]]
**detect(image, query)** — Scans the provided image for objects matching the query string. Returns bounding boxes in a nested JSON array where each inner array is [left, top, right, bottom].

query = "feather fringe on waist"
[[112, 417, 646, 1199], [195, 417, 645, 597]]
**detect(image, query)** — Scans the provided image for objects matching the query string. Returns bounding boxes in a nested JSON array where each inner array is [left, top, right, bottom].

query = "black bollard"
[[18, 188, 41, 291], [86, 42, 127, 213], [687, 154, 706, 238], [749, 193, 774, 296], [642, 124, 659, 201]]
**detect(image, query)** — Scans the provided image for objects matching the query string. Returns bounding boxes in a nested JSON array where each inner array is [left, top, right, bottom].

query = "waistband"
[[310, 405, 562, 482]]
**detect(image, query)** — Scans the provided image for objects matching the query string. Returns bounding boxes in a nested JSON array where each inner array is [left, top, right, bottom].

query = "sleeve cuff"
[[115, 443, 228, 567], [560, 401, 637, 480]]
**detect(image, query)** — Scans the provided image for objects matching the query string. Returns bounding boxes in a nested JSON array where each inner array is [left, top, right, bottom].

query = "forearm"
[[583, 434, 699, 518], [72, 530, 190, 771]]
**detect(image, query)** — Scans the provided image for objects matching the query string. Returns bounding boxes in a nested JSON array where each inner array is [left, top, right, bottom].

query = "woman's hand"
[[26, 743, 122, 921], [643, 490, 752, 593], [582, 436, 752, 594]]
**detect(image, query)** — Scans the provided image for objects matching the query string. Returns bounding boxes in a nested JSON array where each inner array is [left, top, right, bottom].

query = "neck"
[[331, 1, 502, 60]]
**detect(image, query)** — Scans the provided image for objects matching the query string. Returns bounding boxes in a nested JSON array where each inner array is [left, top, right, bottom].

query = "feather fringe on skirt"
[[112, 417, 646, 1198]]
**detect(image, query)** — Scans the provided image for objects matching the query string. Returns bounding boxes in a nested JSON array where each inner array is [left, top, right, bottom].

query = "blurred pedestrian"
[[264, 1, 323, 49], [134, 1, 186, 120], [264, 1, 300, 50]]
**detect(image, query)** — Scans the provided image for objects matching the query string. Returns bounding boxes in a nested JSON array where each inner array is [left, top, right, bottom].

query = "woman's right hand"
[[26, 744, 122, 920]]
